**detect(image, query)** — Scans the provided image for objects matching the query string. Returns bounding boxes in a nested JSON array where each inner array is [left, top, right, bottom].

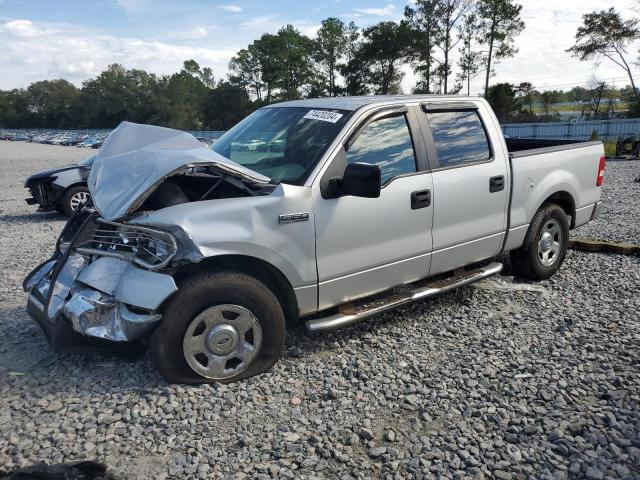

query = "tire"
[[62, 185, 90, 217], [510, 203, 570, 280], [151, 271, 286, 384]]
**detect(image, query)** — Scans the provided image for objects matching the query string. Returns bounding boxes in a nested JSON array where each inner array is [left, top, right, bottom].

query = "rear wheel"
[[62, 186, 90, 217], [151, 271, 286, 384], [510, 203, 569, 280]]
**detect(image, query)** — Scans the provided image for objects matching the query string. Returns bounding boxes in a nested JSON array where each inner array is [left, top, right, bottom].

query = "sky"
[[1, 0, 639, 95]]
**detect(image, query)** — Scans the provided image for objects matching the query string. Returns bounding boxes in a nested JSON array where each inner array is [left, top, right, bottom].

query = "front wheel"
[[510, 203, 569, 280], [62, 186, 90, 217], [151, 271, 286, 384]]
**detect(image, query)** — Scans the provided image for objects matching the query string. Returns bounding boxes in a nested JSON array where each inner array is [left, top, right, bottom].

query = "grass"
[[603, 141, 616, 157]]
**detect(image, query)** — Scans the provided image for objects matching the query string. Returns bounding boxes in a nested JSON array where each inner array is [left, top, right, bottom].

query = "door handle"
[[489, 175, 505, 193], [411, 189, 431, 209]]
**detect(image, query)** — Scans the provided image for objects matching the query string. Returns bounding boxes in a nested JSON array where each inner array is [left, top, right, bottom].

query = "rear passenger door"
[[420, 103, 509, 275]]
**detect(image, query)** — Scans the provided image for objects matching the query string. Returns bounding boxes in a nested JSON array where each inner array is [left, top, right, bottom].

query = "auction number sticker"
[[303, 110, 343, 123]]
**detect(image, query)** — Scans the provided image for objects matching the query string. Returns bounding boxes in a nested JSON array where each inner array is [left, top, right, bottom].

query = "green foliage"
[[603, 141, 616, 157], [485, 83, 522, 123], [359, 21, 414, 94], [314, 18, 353, 97], [3, 11, 639, 130], [568, 8, 640, 96], [405, 0, 441, 94], [476, 0, 525, 95]]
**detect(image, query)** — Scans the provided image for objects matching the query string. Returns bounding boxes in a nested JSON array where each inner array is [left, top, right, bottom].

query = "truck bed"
[[506, 137, 598, 155], [503, 138, 604, 252]]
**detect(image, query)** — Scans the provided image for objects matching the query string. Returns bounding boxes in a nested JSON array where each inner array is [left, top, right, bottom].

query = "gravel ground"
[[0, 142, 638, 480]]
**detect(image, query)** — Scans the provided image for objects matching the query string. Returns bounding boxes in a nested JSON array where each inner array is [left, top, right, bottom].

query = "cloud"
[[353, 5, 396, 17], [220, 4, 242, 13], [240, 15, 281, 31], [4, 19, 41, 37], [0, 19, 237, 89]]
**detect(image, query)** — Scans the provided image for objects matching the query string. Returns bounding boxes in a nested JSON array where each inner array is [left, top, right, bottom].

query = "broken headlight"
[[79, 220, 178, 270]]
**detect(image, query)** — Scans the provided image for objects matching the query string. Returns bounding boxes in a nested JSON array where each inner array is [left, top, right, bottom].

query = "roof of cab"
[[267, 95, 485, 111]]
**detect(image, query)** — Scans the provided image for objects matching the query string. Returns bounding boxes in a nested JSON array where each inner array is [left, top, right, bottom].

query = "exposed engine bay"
[[138, 166, 275, 213]]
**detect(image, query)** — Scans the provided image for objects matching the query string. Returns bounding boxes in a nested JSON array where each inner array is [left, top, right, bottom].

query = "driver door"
[[312, 107, 434, 310]]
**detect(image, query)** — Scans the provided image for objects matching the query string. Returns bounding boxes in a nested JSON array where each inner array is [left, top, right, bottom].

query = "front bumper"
[[24, 231, 177, 349], [24, 180, 64, 211]]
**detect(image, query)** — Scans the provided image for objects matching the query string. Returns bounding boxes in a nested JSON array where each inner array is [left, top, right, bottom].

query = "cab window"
[[346, 114, 417, 184], [425, 110, 491, 168]]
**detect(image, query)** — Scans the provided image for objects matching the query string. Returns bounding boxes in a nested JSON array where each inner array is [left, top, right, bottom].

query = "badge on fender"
[[279, 212, 309, 224]]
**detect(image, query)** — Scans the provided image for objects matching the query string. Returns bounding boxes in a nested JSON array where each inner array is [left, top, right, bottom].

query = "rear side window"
[[346, 114, 417, 184], [425, 110, 491, 168]]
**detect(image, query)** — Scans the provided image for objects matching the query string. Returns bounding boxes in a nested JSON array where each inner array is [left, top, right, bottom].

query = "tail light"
[[596, 155, 605, 186]]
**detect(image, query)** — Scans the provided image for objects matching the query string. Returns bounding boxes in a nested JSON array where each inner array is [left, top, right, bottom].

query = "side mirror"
[[340, 162, 381, 198]]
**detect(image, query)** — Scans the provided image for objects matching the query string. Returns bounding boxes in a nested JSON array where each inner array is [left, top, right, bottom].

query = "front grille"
[[75, 219, 177, 269]]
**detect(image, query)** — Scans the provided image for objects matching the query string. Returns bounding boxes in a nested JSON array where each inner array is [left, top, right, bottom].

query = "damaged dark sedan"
[[25, 156, 93, 216]]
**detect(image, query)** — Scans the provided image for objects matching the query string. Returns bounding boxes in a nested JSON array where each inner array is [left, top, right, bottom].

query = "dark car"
[[25, 155, 94, 216]]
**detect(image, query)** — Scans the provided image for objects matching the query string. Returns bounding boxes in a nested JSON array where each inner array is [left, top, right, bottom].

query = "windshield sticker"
[[303, 110, 343, 123]]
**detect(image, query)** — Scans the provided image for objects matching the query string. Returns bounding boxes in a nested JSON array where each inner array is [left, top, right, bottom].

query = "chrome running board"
[[306, 262, 503, 332]]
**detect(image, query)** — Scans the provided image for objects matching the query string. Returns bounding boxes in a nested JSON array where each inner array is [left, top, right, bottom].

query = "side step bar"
[[306, 262, 503, 332]]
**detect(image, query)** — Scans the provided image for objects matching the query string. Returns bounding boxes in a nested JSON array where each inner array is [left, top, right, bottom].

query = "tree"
[[540, 91, 559, 121], [165, 60, 213, 129], [567, 8, 639, 96], [580, 78, 608, 120], [273, 25, 315, 100], [80, 64, 163, 128], [405, 0, 441, 94], [485, 82, 521, 122], [228, 47, 264, 101], [338, 23, 369, 96], [27, 79, 80, 128], [457, 13, 484, 95], [476, 0, 525, 96], [360, 21, 413, 94], [515, 81, 536, 119], [314, 18, 351, 97], [202, 81, 254, 130], [434, 0, 473, 94]]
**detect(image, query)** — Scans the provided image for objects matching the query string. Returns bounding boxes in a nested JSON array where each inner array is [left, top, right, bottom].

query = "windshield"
[[212, 107, 351, 185]]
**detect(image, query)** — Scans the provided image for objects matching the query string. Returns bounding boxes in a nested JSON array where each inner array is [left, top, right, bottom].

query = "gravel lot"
[[0, 142, 638, 480]]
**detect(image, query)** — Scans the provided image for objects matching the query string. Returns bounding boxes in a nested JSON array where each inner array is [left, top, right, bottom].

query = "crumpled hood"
[[89, 121, 270, 221]]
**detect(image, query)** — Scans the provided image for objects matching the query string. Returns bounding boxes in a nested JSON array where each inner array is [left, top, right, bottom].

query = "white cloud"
[[220, 4, 242, 13], [353, 5, 396, 17], [240, 15, 281, 31], [4, 19, 41, 37], [301, 24, 321, 38], [0, 19, 237, 89]]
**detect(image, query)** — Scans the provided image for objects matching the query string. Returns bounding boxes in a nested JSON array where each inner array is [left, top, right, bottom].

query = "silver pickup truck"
[[24, 95, 605, 384]]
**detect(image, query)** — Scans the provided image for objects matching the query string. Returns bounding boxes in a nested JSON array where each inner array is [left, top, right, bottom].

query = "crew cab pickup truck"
[[23, 95, 605, 384]]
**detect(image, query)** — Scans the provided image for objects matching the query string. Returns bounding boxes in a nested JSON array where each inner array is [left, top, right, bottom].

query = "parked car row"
[[2, 130, 217, 149], [0, 130, 111, 148]]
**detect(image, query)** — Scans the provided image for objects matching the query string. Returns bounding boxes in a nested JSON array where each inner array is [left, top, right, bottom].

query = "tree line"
[[0, 2, 638, 129]]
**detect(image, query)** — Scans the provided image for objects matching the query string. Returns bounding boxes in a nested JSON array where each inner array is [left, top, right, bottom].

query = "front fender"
[[130, 183, 317, 292]]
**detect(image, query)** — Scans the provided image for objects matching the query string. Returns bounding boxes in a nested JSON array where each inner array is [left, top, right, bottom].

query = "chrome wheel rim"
[[537, 219, 562, 267], [183, 304, 262, 380], [69, 191, 89, 210]]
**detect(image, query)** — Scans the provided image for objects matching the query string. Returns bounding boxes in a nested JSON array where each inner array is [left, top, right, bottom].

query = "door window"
[[346, 114, 417, 184], [425, 110, 491, 168]]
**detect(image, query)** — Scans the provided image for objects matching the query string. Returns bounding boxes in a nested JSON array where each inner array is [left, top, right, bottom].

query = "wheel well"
[[172, 255, 299, 323], [542, 191, 576, 228]]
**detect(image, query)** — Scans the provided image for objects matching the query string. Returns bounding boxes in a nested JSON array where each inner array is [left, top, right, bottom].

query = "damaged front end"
[[24, 121, 274, 351], [23, 207, 179, 350]]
